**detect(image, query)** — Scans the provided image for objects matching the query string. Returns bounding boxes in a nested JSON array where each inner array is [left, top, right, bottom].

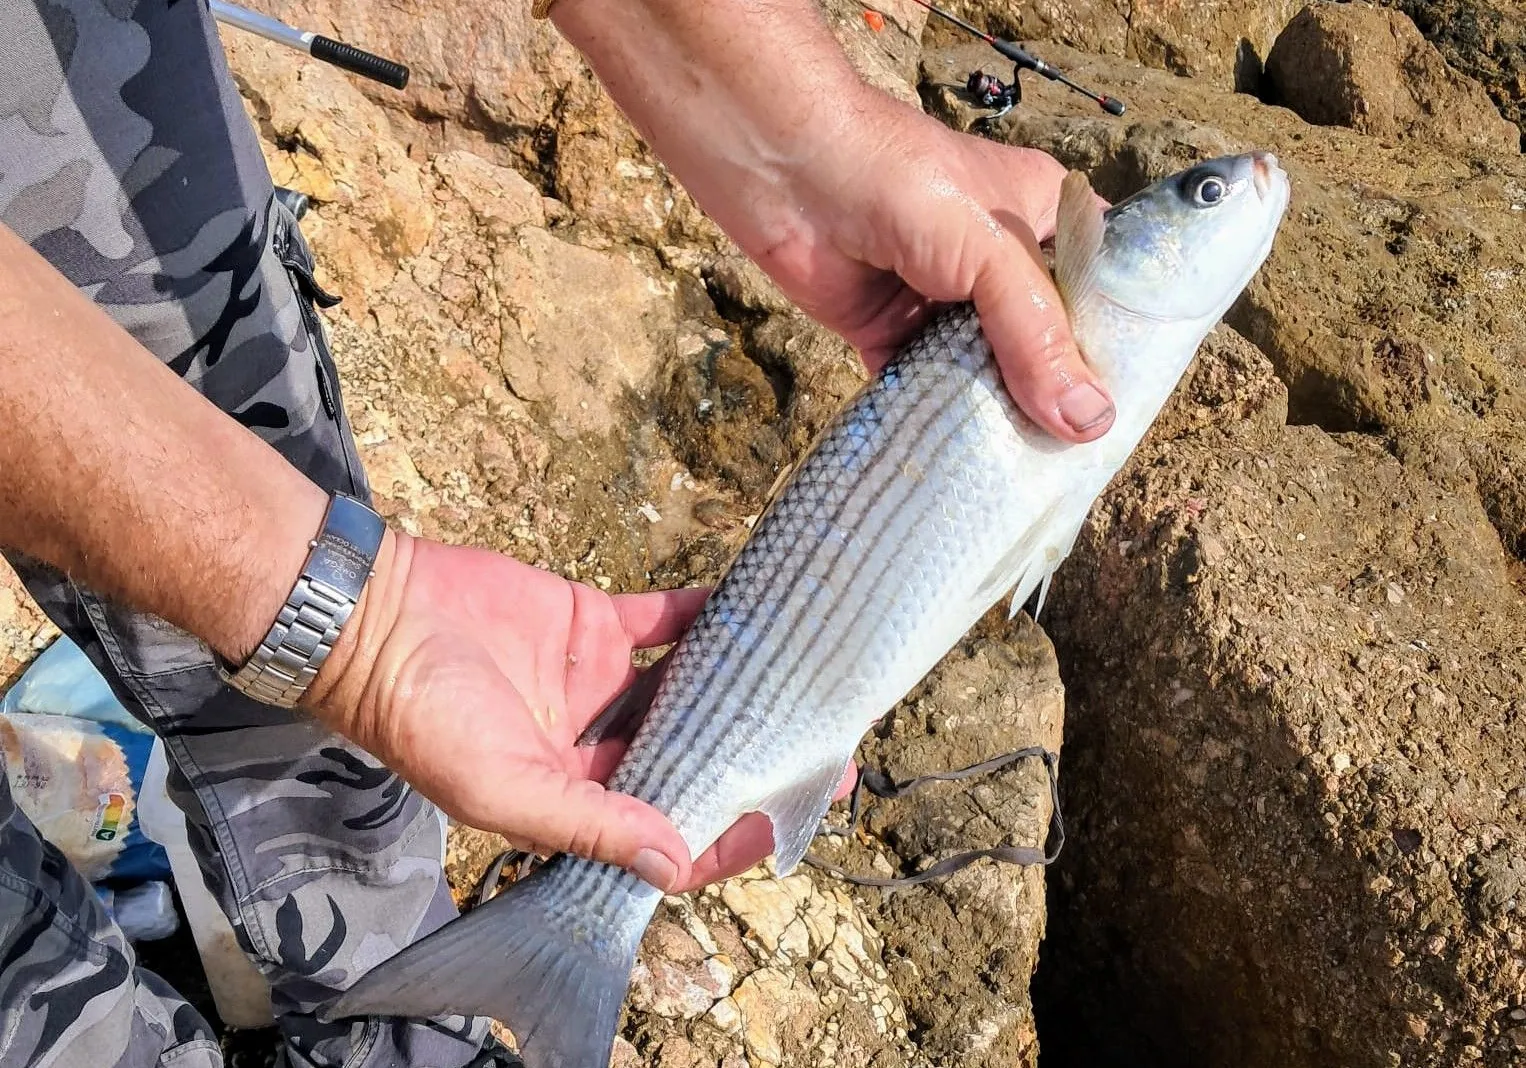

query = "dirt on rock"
[[924, 28, 1525, 1068]]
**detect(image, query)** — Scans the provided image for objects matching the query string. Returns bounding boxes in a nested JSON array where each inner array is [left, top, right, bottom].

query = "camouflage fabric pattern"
[[0, 0, 493, 1064]]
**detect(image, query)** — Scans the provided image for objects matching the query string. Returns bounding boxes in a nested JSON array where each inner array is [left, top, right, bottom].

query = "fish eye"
[[1194, 176, 1227, 206]]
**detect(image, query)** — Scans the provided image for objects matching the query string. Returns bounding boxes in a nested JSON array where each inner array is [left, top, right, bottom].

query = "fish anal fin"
[[756, 759, 852, 877]]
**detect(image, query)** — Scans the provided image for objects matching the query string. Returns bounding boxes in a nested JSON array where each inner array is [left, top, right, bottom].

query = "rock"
[[630, 956, 738, 1021], [922, 0, 1306, 90], [820, 0, 930, 106], [1378, 0, 1526, 146], [1264, 2, 1518, 152], [431, 151, 547, 233], [628, 919, 738, 1020], [814, 628, 1065, 1068], [610, 1037, 642, 1068], [616, 875, 913, 1068], [707, 254, 796, 319], [0, 562, 55, 688], [234, 0, 585, 158], [731, 968, 804, 1065], [915, 37, 1526, 1068], [1035, 327, 1526, 1067], [496, 228, 678, 439]]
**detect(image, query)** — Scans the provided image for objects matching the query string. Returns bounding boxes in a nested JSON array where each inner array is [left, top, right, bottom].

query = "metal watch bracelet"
[[217, 492, 386, 708]]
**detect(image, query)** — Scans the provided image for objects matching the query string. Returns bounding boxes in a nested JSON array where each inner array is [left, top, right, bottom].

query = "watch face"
[[306, 496, 385, 594]]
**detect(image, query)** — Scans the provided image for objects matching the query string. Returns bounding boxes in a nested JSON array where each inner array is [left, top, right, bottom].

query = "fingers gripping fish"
[[325, 153, 1292, 1068]]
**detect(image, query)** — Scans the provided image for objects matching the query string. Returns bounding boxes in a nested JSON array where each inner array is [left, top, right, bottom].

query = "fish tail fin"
[[324, 856, 664, 1068]]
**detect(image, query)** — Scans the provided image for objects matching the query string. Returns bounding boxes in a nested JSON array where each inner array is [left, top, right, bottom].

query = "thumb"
[[490, 768, 694, 892], [970, 215, 1116, 442]]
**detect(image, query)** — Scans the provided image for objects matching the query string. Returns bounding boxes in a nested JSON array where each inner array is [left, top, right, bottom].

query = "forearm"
[[552, 0, 895, 256], [0, 222, 334, 668]]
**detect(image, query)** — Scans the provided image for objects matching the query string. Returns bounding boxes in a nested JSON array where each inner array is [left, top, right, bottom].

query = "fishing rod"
[[210, 0, 410, 90], [900, 0, 1126, 117]]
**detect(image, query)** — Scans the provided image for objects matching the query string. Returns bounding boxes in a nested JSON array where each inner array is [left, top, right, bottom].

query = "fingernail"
[[1058, 383, 1115, 433], [633, 848, 679, 892]]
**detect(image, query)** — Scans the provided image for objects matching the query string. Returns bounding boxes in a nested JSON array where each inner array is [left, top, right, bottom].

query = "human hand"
[[550, 0, 1112, 442], [748, 98, 1117, 441], [308, 531, 852, 893]]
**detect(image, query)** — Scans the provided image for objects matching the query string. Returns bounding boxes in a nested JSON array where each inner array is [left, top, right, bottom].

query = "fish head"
[[1091, 152, 1290, 326]]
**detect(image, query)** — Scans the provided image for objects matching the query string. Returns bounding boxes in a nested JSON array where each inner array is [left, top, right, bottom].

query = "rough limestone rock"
[[1264, 2, 1519, 152], [0, 563, 54, 689], [925, 36, 1525, 1068], [236, 0, 584, 151], [844, 629, 1066, 1067], [232, 0, 926, 257], [1040, 321, 1526, 1068], [923, 0, 1307, 89], [1378, 0, 1526, 146]]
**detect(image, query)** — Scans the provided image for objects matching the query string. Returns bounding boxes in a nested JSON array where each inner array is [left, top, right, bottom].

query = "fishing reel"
[[966, 67, 1021, 121]]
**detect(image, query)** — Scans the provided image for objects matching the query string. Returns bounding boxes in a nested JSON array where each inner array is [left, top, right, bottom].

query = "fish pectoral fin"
[[755, 758, 853, 877], [1053, 169, 1107, 324], [972, 502, 1058, 611]]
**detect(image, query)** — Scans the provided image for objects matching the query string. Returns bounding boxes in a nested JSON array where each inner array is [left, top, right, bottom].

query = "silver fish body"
[[330, 152, 1292, 1068], [614, 305, 1125, 855]]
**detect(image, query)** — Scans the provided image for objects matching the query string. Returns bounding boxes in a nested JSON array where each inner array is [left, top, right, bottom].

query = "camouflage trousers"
[[0, 0, 492, 1065]]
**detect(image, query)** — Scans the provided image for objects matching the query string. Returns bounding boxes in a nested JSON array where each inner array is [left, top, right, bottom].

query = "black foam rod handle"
[[309, 35, 410, 90]]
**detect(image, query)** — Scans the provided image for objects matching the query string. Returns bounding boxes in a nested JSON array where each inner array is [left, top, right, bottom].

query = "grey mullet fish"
[[330, 152, 1291, 1066]]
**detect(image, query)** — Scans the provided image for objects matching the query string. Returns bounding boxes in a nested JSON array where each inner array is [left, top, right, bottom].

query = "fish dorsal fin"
[[756, 758, 851, 877], [1053, 169, 1106, 321]]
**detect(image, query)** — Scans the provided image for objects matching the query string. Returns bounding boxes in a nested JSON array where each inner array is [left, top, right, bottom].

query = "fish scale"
[[618, 328, 1006, 795], [614, 312, 1045, 842], [328, 153, 1291, 1068]]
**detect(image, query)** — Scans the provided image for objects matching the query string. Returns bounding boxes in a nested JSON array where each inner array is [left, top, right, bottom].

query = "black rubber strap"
[[309, 35, 410, 90], [803, 745, 1064, 888], [470, 848, 542, 909], [468, 745, 1065, 906]]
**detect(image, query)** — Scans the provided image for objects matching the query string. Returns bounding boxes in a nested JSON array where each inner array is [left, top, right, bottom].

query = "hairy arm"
[[0, 222, 360, 676], [551, 0, 1116, 439]]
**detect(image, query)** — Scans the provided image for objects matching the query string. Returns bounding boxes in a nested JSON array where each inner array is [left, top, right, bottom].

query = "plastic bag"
[[0, 637, 170, 883], [98, 880, 179, 942]]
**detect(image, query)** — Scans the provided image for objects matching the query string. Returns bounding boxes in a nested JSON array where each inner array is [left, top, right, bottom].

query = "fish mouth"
[[1251, 151, 1281, 200]]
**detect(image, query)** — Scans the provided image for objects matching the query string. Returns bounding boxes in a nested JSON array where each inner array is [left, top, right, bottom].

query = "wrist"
[[218, 488, 395, 715], [303, 524, 409, 738]]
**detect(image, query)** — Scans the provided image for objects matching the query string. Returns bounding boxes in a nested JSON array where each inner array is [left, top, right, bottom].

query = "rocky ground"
[[1, 0, 1523, 1066]]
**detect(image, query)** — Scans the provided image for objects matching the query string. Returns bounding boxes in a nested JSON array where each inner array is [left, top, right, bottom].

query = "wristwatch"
[[217, 492, 386, 708]]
